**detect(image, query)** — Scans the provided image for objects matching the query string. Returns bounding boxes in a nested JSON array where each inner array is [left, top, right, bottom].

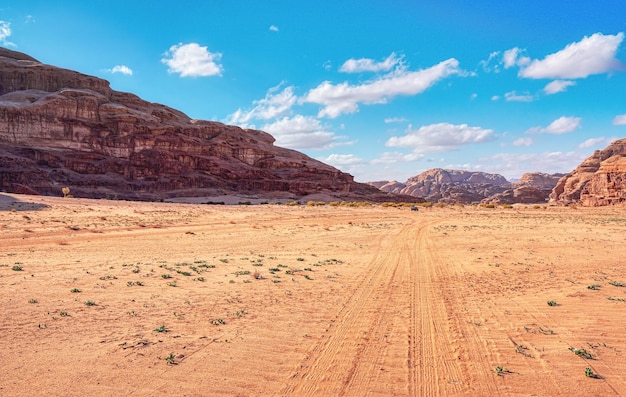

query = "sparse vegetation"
[[609, 281, 624, 287], [12, 265, 23, 271], [154, 325, 169, 333], [85, 300, 96, 306], [569, 347, 594, 359], [70, 288, 81, 293], [547, 300, 558, 306], [587, 284, 601, 290]]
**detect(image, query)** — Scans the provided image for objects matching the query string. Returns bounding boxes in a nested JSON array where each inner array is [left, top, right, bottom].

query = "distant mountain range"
[[1, 47, 624, 206]]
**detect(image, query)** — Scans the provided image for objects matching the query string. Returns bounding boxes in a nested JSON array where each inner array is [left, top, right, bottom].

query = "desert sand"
[[1, 193, 625, 396]]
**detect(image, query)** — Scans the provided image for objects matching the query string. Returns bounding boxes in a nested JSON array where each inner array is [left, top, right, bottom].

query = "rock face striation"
[[370, 169, 566, 204], [369, 169, 510, 204], [0, 48, 408, 202], [550, 138, 626, 206], [481, 172, 565, 205]]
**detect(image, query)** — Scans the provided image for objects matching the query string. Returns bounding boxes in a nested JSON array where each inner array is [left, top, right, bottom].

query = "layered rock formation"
[[369, 169, 510, 204], [550, 138, 626, 206], [482, 172, 565, 205], [0, 48, 411, 202]]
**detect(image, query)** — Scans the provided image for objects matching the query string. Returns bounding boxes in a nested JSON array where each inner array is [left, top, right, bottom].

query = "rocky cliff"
[[550, 138, 626, 206], [369, 169, 510, 204], [0, 48, 409, 202]]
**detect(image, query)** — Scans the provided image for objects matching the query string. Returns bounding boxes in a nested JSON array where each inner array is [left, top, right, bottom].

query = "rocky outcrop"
[[0, 48, 412, 202], [482, 186, 548, 205], [550, 138, 626, 206], [371, 169, 510, 204], [367, 180, 406, 193], [513, 172, 565, 189], [480, 172, 564, 205]]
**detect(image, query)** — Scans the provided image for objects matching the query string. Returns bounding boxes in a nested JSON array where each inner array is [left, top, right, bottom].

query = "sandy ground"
[[1, 193, 625, 396]]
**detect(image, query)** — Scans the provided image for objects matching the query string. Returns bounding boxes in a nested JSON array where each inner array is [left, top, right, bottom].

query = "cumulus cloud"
[[503, 47, 530, 69], [161, 43, 223, 77], [371, 151, 425, 164], [543, 116, 581, 134], [269, 25, 279, 32], [303, 58, 463, 118], [384, 117, 408, 123], [107, 65, 133, 75], [482, 151, 587, 179], [227, 84, 297, 126], [321, 153, 365, 166], [578, 137, 610, 148], [339, 52, 402, 73], [513, 137, 533, 147], [504, 91, 534, 102], [262, 115, 345, 150], [543, 80, 575, 94], [386, 122, 496, 153], [519, 32, 624, 79], [0, 21, 15, 47], [613, 114, 626, 125]]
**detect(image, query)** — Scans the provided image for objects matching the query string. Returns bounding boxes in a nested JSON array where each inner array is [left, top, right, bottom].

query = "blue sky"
[[1, 1, 625, 182]]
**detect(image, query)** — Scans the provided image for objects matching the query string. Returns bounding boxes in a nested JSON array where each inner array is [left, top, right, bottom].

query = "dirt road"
[[1, 195, 625, 396]]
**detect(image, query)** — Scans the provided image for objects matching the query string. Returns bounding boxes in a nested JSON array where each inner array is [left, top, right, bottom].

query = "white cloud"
[[513, 137, 533, 147], [543, 116, 581, 134], [386, 122, 496, 152], [371, 151, 425, 164], [520, 32, 625, 79], [339, 52, 402, 73], [384, 117, 408, 124], [491, 95, 500, 101], [161, 42, 223, 77], [321, 154, 364, 166], [613, 114, 626, 125], [269, 25, 279, 32], [262, 115, 345, 150], [504, 91, 534, 102], [502, 47, 530, 69], [480, 151, 587, 179], [108, 65, 133, 75], [479, 51, 500, 73], [303, 58, 462, 118], [0, 21, 15, 47], [543, 80, 575, 95], [578, 137, 608, 148], [227, 84, 297, 125]]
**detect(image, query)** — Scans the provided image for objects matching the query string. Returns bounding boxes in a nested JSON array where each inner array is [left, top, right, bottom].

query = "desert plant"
[[609, 281, 624, 287], [210, 318, 226, 326], [495, 366, 511, 376], [569, 347, 594, 359], [547, 300, 558, 306], [585, 367, 597, 378], [167, 281, 177, 287], [61, 187, 71, 198], [85, 300, 96, 306], [154, 325, 169, 333], [165, 353, 177, 365], [161, 274, 172, 279], [587, 284, 601, 290], [12, 265, 23, 271], [60, 311, 69, 317], [28, 299, 38, 304], [70, 288, 81, 293], [607, 296, 625, 302]]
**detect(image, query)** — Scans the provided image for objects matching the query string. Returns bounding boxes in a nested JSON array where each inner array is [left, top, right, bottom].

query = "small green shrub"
[[587, 284, 601, 290], [547, 300, 558, 306], [154, 325, 169, 333], [85, 300, 96, 306]]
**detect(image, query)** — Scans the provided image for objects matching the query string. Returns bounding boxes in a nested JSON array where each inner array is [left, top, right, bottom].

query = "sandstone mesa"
[[0, 48, 411, 203]]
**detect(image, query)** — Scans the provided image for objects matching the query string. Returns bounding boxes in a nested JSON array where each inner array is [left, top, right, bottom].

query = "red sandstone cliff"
[[550, 138, 626, 206], [0, 48, 409, 202]]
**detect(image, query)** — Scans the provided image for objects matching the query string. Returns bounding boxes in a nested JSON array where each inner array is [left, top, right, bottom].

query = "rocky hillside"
[[0, 48, 412, 202], [369, 169, 509, 204], [370, 169, 566, 204], [550, 138, 626, 206]]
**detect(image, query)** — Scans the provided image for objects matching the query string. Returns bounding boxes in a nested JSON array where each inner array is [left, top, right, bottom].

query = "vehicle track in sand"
[[282, 218, 480, 396]]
